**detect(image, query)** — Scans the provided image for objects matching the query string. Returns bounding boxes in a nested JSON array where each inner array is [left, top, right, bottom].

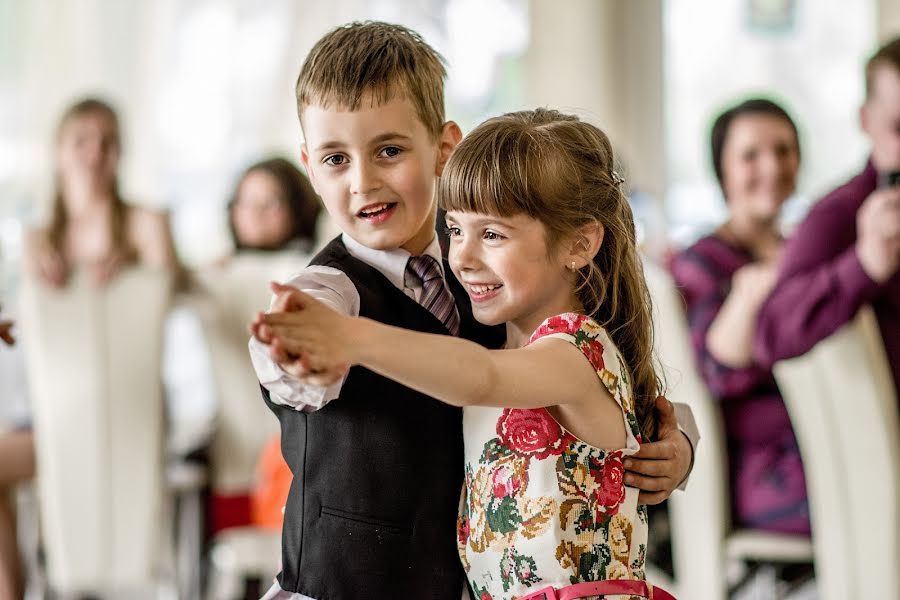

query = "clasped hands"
[[250, 282, 352, 387]]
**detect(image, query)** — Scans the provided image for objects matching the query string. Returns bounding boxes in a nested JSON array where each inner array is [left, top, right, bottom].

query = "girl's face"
[[231, 169, 295, 249], [446, 210, 578, 338], [57, 111, 120, 192], [721, 113, 799, 223]]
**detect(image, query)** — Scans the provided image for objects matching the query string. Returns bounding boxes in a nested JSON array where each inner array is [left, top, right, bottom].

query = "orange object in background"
[[251, 435, 292, 530]]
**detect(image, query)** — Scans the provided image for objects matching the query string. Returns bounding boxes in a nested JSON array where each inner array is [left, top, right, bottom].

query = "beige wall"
[[878, 0, 900, 41], [526, 0, 666, 202]]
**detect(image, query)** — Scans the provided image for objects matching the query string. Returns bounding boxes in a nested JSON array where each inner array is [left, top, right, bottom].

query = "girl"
[[1, 97, 177, 598], [24, 97, 177, 287], [254, 109, 675, 599]]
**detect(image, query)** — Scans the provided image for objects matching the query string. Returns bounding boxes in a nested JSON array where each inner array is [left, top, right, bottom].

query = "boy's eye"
[[379, 146, 402, 158], [324, 154, 346, 166]]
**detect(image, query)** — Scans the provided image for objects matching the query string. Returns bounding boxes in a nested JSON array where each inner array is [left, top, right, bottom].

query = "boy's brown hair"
[[296, 21, 447, 138]]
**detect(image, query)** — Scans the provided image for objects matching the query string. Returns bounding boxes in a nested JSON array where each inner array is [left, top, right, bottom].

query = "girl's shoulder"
[[529, 313, 624, 376]]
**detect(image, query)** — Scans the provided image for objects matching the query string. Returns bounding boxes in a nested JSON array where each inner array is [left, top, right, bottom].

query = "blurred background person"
[[754, 36, 900, 395], [671, 98, 810, 537], [0, 97, 178, 598], [226, 157, 322, 257], [0, 306, 24, 600], [23, 98, 177, 287]]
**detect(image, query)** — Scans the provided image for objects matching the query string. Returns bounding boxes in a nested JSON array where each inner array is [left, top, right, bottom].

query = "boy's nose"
[[350, 161, 382, 195]]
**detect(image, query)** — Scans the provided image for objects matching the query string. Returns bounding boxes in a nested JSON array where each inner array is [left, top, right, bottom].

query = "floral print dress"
[[457, 313, 647, 600]]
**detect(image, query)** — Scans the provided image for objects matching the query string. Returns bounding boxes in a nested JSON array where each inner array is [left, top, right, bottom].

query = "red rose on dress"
[[593, 454, 626, 513], [496, 408, 569, 460], [582, 339, 606, 371], [531, 313, 577, 341], [481, 593, 493, 600], [457, 515, 470, 545]]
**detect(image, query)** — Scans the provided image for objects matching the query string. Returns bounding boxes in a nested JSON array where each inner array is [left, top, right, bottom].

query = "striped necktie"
[[406, 255, 461, 336]]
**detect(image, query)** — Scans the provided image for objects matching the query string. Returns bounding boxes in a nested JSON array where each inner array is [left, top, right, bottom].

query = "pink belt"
[[516, 580, 677, 600]]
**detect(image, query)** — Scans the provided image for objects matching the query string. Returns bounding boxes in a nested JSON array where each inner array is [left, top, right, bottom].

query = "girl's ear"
[[436, 121, 463, 176], [567, 221, 604, 269]]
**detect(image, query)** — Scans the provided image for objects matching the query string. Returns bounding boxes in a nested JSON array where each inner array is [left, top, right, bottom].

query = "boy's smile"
[[301, 95, 456, 255]]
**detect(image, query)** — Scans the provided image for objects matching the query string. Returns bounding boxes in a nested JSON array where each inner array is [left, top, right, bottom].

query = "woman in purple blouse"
[[670, 98, 810, 535]]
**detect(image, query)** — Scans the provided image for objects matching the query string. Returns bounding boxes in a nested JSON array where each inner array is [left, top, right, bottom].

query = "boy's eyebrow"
[[369, 132, 413, 145], [313, 132, 413, 153]]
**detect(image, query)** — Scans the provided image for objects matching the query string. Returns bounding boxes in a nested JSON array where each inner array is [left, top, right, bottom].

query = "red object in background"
[[210, 493, 253, 533]]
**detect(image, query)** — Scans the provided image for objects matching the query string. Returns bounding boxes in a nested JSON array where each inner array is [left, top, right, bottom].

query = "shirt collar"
[[341, 232, 444, 291]]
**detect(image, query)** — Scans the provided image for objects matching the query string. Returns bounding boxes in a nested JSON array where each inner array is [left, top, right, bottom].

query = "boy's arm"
[[248, 267, 359, 411]]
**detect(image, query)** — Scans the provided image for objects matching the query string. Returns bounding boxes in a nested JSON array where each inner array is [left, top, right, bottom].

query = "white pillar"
[[526, 0, 666, 201], [877, 0, 900, 42]]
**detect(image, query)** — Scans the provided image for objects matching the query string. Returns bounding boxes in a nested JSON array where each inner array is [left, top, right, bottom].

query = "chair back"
[[643, 261, 729, 600], [773, 307, 899, 599], [20, 267, 173, 594], [191, 251, 308, 494]]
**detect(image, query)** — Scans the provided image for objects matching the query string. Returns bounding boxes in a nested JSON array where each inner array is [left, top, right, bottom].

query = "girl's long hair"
[[48, 98, 130, 261], [439, 108, 660, 440]]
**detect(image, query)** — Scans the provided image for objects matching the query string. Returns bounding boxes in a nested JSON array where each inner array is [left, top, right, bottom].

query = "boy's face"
[[300, 94, 459, 255]]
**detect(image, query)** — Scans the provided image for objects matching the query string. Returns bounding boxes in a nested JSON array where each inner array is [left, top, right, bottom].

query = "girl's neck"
[[719, 213, 781, 260], [62, 181, 115, 220], [504, 293, 585, 349]]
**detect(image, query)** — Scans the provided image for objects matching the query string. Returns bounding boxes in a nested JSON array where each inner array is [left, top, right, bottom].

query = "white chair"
[[19, 267, 173, 597], [191, 251, 307, 498], [773, 307, 899, 600], [190, 251, 308, 598], [643, 261, 813, 600]]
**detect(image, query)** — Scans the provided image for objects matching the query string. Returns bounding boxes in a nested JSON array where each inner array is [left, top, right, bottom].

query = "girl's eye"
[[445, 226, 461, 238], [324, 154, 346, 166], [379, 146, 402, 158], [484, 230, 504, 241]]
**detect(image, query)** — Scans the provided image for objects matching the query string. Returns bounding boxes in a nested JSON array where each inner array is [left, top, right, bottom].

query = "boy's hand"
[[623, 396, 693, 505], [251, 282, 353, 384]]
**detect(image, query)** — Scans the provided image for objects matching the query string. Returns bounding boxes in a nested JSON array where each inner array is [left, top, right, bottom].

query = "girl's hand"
[[255, 282, 354, 381], [91, 250, 128, 287], [24, 230, 67, 287]]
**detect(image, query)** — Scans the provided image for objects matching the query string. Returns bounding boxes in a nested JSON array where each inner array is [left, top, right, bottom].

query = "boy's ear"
[[300, 143, 317, 188], [435, 121, 463, 177], [567, 221, 604, 269]]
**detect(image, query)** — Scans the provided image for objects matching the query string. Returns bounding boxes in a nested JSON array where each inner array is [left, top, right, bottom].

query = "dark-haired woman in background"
[[227, 157, 321, 255], [671, 98, 810, 535]]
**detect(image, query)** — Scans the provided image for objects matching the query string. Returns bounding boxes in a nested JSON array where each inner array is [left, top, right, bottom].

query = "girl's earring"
[[570, 261, 577, 271]]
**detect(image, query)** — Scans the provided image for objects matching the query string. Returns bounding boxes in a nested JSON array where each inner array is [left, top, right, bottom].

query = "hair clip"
[[611, 170, 625, 186]]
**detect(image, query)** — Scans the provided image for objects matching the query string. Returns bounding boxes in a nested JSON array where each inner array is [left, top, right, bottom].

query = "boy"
[[250, 21, 696, 600]]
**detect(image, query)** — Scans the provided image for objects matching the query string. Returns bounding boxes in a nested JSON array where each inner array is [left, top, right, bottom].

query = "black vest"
[[264, 237, 504, 599]]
